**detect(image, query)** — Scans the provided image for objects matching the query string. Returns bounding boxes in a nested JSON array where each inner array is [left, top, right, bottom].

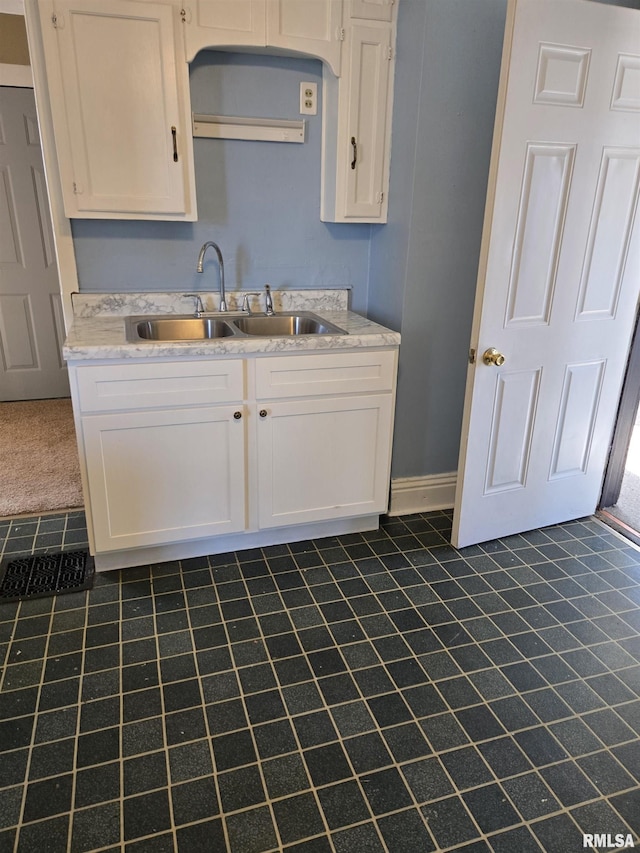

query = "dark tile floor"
[[0, 510, 639, 852]]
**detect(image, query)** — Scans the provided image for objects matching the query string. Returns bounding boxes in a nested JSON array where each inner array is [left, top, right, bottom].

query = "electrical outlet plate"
[[300, 82, 317, 116]]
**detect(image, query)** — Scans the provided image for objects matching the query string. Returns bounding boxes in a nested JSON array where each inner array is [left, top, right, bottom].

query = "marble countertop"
[[63, 290, 401, 360]]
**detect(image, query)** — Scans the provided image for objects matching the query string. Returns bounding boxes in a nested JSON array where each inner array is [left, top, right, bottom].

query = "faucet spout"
[[196, 241, 227, 312]]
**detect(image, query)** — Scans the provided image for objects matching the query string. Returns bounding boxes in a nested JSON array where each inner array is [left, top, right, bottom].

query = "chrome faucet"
[[264, 284, 274, 316], [196, 241, 227, 312]]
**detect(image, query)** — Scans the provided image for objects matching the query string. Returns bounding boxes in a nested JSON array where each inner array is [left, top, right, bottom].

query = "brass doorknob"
[[482, 348, 506, 366]]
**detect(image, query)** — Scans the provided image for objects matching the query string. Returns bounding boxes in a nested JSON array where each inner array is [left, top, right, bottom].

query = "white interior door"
[[0, 86, 68, 401], [453, 0, 640, 548]]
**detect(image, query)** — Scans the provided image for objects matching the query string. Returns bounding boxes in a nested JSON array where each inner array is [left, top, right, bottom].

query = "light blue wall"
[[71, 51, 372, 313], [69, 0, 638, 484], [368, 0, 637, 481], [368, 0, 507, 478]]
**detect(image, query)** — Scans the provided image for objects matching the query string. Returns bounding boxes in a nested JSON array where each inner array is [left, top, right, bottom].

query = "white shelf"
[[192, 113, 306, 143]]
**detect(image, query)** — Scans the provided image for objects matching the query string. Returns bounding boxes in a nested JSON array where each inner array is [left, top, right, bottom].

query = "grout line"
[[185, 552, 235, 853], [67, 586, 91, 851]]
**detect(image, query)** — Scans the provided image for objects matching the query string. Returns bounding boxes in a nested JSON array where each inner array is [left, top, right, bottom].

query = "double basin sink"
[[126, 311, 347, 343]]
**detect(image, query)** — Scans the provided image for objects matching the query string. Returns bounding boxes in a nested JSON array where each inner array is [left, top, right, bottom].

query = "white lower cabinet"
[[256, 393, 394, 528], [83, 404, 247, 552], [70, 348, 397, 564]]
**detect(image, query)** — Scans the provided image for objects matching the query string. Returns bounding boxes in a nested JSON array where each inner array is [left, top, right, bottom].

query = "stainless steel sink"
[[231, 313, 346, 337], [127, 316, 235, 341], [125, 311, 347, 342]]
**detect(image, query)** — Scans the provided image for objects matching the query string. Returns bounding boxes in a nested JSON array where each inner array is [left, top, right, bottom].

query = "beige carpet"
[[0, 398, 84, 517]]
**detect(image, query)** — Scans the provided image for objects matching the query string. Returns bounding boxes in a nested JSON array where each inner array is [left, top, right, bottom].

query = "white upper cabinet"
[[341, 22, 392, 219], [31, 0, 396, 223], [322, 3, 396, 222], [183, 0, 342, 74], [39, 0, 197, 219], [182, 0, 266, 53], [266, 0, 342, 76], [350, 0, 394, 22]]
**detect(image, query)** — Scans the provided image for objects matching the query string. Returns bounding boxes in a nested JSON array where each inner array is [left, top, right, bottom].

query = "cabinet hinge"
[[469, 348, 476, 364], [387, 46, 393, 60], [375, 191, 384, 204], [337, 27, 345, 41], [180, 7, 191, 24], [72, 181, 82, 195]]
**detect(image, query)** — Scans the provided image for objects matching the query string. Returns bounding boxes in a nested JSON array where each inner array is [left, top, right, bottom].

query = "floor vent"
[[0, 550, 94, 602]]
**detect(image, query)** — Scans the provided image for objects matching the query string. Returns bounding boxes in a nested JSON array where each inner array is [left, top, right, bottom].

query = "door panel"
[[533, 43, 591, 107], [505, 143, 574, 327], [453, 0, 640, 547], [0, 86, 69, 400], [549, 360, 605, 480], [0, 166, 22, 264], [0, 294, 38, 370], [485, 369, 540, 494], [611, 53, 640, 112], [576, 149, 640, 320]]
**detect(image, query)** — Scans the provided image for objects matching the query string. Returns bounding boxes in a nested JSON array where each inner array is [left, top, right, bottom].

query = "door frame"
[[4, 2, 80, 331], [599, 309, 640, 509]]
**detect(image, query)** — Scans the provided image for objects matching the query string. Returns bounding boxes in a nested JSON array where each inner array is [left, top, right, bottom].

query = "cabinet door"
[[256, 394, 393, 528], [338, 22, 391, 219], [266, 0, 342, 75], [183, 0, 266, 60], [43, 0, 196, 218], [83, 405, 246, 552], [349, 0, 393, 22]]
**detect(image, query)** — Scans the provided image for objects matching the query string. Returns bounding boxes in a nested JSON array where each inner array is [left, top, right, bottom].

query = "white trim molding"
[[0, 1, 25, 14], [23, 0, 79, 330], [389, 472, 457, 516], [0, 63, 32, 87]]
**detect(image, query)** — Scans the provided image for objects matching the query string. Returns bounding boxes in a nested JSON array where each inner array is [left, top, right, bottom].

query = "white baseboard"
[[94, 514, 381, 572], [389, 472, 457, 516]]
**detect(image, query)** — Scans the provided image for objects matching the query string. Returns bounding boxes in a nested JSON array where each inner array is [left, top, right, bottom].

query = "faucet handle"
[[241, 293, 260, 314], [185, 293, 205, 317], [264, 284, 274, 316]]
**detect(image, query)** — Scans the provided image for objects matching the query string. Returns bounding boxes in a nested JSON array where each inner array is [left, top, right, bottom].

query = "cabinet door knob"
[[259, 409, 267, 418], [233, 411, 242, 419], [351, 137, 357, 170]]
